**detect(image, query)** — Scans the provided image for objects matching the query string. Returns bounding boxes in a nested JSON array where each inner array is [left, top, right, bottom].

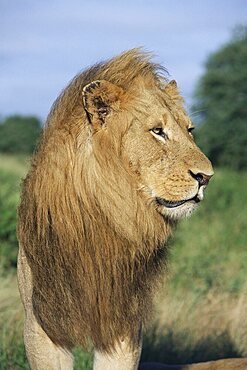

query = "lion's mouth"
[[156, 194, 200, 208]]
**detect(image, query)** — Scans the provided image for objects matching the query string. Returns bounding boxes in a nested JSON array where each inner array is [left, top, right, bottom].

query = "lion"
[[17, 49, 216, 369]]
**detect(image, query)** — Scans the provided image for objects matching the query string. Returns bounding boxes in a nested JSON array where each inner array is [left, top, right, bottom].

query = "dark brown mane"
[[18, 49, 173, 352]]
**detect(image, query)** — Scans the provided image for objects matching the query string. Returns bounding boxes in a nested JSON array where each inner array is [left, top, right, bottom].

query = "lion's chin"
[[158, 200, 199, 220]]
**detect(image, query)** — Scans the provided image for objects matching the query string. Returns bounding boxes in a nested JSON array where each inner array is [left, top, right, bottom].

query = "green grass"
[[0, 154, 247, 368]]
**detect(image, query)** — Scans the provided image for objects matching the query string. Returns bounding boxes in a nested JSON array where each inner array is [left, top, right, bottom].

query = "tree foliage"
[[193, 26, 247, 170], [0, 115, 42, 154]]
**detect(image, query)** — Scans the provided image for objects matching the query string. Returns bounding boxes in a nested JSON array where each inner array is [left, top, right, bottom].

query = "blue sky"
[[1, 0, 247, 121]]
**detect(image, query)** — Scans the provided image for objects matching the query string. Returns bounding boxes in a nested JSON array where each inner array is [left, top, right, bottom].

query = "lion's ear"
[[82, 80, 124, 128], [164, 80, 179, 97]]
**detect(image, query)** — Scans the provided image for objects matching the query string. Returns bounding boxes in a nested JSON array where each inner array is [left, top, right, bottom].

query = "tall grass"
[[0, 276, 28, 369], [0, 155, 247, 368]]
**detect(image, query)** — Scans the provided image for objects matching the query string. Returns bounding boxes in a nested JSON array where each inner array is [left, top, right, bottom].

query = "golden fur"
[[18, 49, 213, 353]]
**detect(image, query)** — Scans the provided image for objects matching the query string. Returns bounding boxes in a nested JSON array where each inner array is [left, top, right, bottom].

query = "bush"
[[0, 115, 42, 154]]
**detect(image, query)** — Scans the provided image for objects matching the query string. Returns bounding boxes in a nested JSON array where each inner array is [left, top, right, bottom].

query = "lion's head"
[[82, 65, 213, 222]]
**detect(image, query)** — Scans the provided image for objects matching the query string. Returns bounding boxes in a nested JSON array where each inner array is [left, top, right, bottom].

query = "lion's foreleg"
[[17, 245, 73, 370], [23, 314, 73, 370], [93, 337, 143, 370]]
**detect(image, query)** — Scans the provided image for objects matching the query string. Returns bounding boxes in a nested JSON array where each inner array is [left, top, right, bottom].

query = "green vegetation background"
[[0, 27, 247, 368]]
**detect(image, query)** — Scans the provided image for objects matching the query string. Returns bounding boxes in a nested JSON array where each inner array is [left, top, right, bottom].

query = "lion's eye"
[[151, 127, 167, 139], [188, 126, 195, 133]]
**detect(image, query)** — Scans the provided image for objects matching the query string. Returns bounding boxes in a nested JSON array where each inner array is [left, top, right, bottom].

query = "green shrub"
[[0, 115, 41, 154]]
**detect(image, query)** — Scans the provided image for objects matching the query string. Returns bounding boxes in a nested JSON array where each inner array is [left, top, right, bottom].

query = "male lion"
[[18, 49, 215, 369]]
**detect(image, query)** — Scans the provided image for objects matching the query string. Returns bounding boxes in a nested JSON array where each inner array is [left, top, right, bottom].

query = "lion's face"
[[83, 78, 213, 220], [121, 83, 213, 220]]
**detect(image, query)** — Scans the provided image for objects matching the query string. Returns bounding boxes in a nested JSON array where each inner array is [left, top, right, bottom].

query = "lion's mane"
[[18, 49, 173, 352]]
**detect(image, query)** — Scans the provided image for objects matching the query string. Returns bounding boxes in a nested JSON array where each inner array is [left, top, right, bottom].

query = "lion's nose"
[[189, 171, 213, 186]]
